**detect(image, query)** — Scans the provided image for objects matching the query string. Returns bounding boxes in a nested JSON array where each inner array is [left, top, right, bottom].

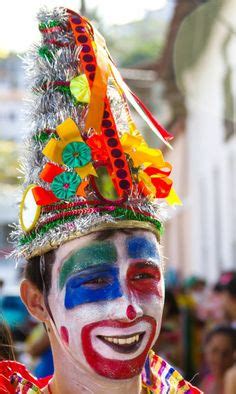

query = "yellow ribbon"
[[166, 188, 182, 206], [120, 133, 165, 168], [120, 133, 181, 206]]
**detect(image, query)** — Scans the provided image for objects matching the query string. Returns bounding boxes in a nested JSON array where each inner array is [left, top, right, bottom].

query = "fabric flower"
[[62, 141, 91, 168], [70, 74, 91, 103], [32, 163, 88, 206], [51, 172, 81, 200], [86, 134, 108, 162], [121, 133, 165, 168], [121, 132, 181, 205], [43, 118, 96, 179]]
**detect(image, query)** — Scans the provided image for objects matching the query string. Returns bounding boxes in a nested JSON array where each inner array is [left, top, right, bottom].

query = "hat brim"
[[25, 220, 161, 259]]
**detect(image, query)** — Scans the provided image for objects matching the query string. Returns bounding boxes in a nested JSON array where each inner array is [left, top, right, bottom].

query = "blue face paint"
[[126, 236, 159, 261], [64, 264, 122, 309]]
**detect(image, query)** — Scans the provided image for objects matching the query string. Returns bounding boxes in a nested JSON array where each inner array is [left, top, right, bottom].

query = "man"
[[21, 229, 165, 393], [1, 7, 201, 393]]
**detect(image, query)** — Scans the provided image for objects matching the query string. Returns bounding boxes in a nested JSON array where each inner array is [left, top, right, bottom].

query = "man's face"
[[48, 229, 164, 380]]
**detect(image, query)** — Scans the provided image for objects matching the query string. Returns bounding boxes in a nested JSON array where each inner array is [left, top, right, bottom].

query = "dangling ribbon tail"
[[130, 90, 174, 142], [109, 63, 173, 149]]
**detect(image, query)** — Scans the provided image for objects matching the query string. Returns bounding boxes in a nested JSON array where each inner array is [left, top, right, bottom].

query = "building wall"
[[162, 130, 192, 279], [0, 55, 25, 271], [182, 0, 236, 282]]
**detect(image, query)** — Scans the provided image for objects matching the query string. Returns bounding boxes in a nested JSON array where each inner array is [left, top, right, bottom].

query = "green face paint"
[[59, 241, 117, 289]]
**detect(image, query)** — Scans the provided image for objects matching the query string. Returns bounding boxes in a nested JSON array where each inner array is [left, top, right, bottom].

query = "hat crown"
[[12, 7, 180, 259]]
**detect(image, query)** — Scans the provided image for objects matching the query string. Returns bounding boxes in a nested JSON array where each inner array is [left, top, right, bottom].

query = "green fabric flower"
[[51, 172, 81, 200], [62, 141, 91, 169]]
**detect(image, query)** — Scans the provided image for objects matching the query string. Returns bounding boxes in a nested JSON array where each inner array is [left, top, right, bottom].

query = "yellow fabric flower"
[[70, 74, 91, 103], [121, 132, 165, 168], [120, 132, 181, 206], [42, 118, 96, 179]]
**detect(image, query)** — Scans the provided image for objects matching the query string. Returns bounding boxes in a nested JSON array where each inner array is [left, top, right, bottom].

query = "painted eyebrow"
[[126, 236, 159, 260], [59, 241, 117, 289]]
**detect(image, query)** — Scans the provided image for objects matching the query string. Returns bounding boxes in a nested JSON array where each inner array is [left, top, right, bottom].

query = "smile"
[[82, 316, 157, 379], [97, 332, 145, 353]]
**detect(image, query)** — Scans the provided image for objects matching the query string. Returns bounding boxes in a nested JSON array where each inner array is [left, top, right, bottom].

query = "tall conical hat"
[[12, 7, 181, 259]]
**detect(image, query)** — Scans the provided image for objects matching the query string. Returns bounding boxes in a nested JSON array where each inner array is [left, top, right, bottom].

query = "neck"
[[47, 336, 143, 394], [50, 372, 142, 394]]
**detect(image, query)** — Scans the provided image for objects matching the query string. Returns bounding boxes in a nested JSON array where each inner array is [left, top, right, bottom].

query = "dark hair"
[[204, 326, 236, 350], [214, 271, 236, 294], [225, 277, 236, 299], [24, 249, 55, 296], [24, 228, 145, 294], [0, 321, 15, 360]]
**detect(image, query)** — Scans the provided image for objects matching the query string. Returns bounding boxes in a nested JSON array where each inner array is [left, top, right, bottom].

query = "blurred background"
[[0, 0, 235, 391]]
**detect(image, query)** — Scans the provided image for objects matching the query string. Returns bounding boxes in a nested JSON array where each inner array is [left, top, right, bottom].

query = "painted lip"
[[81, 316, 156, 379]]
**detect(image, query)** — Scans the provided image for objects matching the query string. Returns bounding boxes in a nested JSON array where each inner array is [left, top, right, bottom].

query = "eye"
[[132, 272, 156, 280], [82, 276, 112, 288], [127, 262, 161, 295]]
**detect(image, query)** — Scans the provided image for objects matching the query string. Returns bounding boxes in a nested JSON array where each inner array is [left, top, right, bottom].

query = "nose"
[[108, 296, 143, 322]]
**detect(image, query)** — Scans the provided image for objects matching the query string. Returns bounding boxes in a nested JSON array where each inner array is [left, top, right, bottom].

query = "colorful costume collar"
[[0, 352, 202, 393]]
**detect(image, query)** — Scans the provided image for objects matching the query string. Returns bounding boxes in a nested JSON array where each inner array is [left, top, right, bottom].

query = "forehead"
[[207, 334, 233, 348], [54, 229, 159, 269]]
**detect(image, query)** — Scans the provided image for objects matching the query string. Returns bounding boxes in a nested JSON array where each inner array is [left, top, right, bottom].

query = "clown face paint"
[[48, 230, 164, 380], [59, 241, 122, 309]]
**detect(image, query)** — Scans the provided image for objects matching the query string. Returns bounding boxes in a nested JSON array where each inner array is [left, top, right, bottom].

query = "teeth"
[[103, 335, 140, 345]]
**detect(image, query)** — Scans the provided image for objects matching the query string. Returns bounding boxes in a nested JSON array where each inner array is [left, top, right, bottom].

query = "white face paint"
[[48, 229, 164, 380]]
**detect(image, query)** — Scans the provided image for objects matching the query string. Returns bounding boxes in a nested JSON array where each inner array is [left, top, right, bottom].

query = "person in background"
[[26, 323, 54, 378], [0, 321, 15, 361], [200, 326, 236, 394], [224, 364, 236, 394], [220, 273, 236, 328]]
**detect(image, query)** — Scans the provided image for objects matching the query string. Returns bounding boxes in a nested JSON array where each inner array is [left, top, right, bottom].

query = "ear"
[[20, 279, 49, 322]]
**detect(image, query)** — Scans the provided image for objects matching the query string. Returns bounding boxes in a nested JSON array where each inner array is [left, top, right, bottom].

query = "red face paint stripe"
[[127, 263, 162, 297], [60, 326, 69, 345]]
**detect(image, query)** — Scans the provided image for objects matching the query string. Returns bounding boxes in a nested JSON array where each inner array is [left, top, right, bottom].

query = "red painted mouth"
[[81, 316, 156, 379]]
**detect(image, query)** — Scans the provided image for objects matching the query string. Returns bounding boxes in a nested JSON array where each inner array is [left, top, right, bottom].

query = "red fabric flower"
[[86, 134, 108, 162]]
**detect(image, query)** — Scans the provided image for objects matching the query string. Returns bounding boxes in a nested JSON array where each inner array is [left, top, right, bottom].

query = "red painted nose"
[[126, 304, 137, 320]]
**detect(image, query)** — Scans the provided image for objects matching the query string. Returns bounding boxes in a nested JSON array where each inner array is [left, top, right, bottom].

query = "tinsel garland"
[[39, 19, 62, 31], [33, 131, 57, 143], [38, 45, 54, 62], [109, 208, 164, 234], [19, 208, 163, 246]]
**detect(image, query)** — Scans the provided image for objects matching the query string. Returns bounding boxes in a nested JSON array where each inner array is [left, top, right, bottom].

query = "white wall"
[[183, 1, 236, 281]]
